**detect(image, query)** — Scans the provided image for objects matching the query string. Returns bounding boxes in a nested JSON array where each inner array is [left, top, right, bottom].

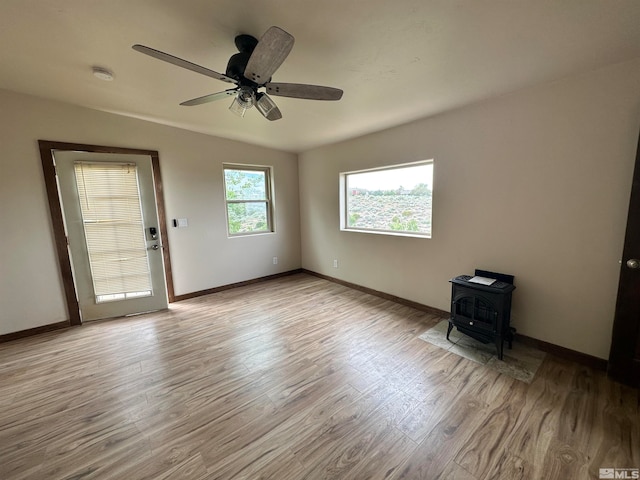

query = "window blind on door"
[[74, 162, 152, 303]]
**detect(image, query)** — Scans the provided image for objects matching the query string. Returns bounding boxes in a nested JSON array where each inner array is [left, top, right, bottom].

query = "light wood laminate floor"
[[1, 273, 638, 479]]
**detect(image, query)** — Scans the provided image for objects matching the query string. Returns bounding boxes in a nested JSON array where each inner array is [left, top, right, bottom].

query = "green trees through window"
[[223, 166, 273, 235]]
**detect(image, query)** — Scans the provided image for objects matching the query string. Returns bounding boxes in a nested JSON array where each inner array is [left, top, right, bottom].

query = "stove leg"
[[508, 327, 516, 349], [446, 322, 454, 342]]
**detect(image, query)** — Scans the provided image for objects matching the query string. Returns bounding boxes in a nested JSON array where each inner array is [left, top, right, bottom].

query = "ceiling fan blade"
[[132, 44, 237, 84], [256, 93, 282, 121], [243, 27, 294, 84], [180, 89, 238, 106], [265, 83, 343, 101]]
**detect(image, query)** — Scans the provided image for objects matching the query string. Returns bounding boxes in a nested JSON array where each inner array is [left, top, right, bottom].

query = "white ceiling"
[[1, 1, 639, 153]]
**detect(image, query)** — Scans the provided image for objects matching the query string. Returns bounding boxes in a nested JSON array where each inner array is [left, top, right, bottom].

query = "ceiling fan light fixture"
[[228, 97, 247, 117], [256, 92, 277, 117], [229, 86, 255, 117], [237, 86, 255, 108]]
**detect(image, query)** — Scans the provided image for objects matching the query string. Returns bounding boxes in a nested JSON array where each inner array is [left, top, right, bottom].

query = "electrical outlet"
[[273, 256, 278, 265], [333, 259, 338, 268]]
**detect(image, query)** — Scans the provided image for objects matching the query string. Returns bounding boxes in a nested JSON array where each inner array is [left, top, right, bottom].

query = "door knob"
[[626, 259, 640, 269]]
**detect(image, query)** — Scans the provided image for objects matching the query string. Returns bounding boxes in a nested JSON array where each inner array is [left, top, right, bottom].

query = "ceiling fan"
[[133, 26, 343, 121]]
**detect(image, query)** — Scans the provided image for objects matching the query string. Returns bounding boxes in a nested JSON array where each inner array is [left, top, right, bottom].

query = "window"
[[223, 165, 274, 235], [340, 161, 433, 238], [74, 162, 153, 303]]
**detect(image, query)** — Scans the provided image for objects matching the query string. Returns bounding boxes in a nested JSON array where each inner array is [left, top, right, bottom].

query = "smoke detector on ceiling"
[[92, 66, 114, 81]]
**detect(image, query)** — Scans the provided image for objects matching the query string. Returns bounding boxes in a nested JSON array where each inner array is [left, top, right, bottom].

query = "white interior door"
[[54, 151, 168, 321]]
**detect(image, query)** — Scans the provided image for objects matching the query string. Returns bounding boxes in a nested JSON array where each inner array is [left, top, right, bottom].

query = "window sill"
[[227, 230, 276, 239], [341, 227, 431, 239]]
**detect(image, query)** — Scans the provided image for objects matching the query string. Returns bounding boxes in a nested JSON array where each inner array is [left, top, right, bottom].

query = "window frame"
[[339, 160, 433, 239], [222, 163, 275, 237]]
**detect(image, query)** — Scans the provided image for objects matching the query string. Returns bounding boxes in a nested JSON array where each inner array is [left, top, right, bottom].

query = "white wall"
[[0, 90, 300, 335], [299, 59, 640, 359]]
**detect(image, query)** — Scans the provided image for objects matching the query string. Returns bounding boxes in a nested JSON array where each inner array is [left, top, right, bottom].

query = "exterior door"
[[54, 150, 168, 321], [608, 131, 640, 387]]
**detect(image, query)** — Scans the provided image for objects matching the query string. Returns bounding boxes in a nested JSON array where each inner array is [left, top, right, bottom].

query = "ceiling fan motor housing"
[[226, 34, 269, 85], [234, 34, 258, 54], [225, 52, 251, 80]]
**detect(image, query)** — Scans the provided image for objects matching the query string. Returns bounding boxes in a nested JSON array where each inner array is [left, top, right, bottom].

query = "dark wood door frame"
[[38, 140, 176, 326], [608, 130, 640, 387]]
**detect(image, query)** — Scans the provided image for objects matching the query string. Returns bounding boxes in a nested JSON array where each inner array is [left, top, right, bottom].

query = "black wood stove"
[[448, 269, 516, 360]]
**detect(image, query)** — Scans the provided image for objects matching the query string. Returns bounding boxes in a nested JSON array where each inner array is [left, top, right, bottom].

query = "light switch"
[[177, 218, 189, 228]]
